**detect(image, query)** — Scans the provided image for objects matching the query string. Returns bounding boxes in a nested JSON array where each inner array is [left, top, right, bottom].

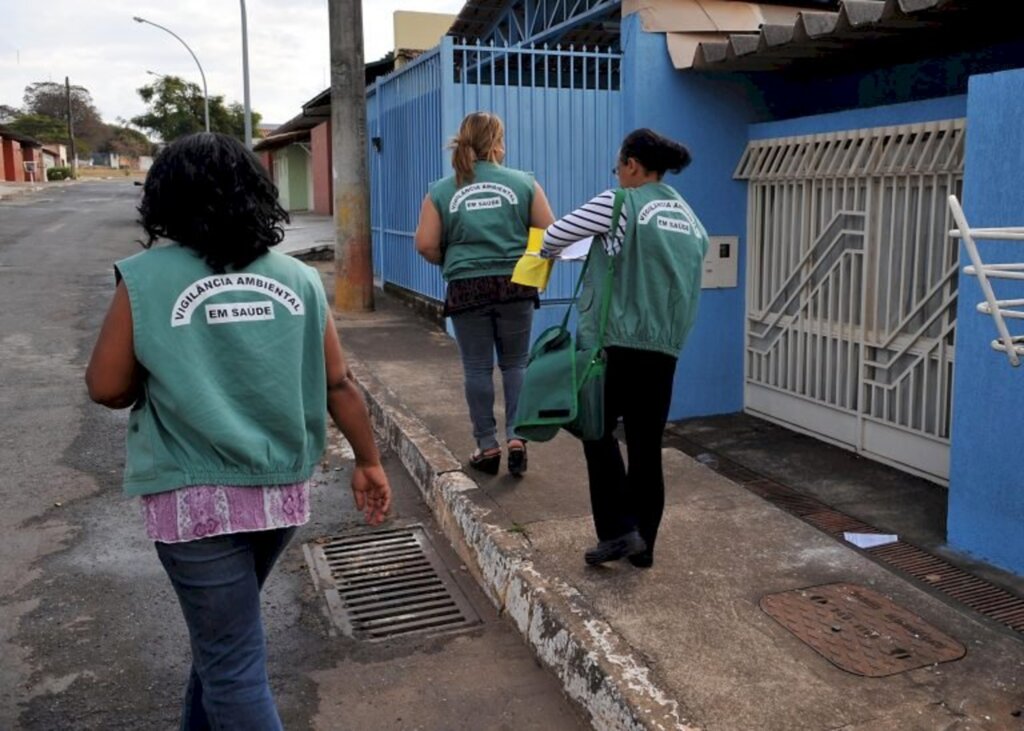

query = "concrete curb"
[[347, 352, 699, 731], [0, 184, 46, 201], [289, 245, 333, 262], [0, 180, 81, 201]]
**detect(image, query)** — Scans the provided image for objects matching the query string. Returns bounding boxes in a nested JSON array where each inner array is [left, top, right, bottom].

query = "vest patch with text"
[[171, 274, 305, 327], [637, 199, 697, 231], [449, 182, 519, 213]]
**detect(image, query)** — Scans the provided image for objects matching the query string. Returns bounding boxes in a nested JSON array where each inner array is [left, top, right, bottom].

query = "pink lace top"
[[140, 481, 311, 544]]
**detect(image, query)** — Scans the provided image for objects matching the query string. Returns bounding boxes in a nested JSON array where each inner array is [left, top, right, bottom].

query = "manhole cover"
[[760, 583, 966, 677], [305, 525, 480, 641]]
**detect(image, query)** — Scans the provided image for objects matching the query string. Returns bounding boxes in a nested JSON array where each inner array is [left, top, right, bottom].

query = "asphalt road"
[[0, 181, 584, 731]]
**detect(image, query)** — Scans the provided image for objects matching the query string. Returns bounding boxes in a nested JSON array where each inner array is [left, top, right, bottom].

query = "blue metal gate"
[[366, 36, 623, 320]]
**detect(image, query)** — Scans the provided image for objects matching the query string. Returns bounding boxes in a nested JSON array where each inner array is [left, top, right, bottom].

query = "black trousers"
[[582, 346, 677, 554]]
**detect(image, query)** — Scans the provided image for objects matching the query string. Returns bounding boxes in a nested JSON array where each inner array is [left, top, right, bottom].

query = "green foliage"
[[131, 76, 261, 143], [100, 125, 153, 157], [4, 80, 155, 159], [5, 114, 68, 143], [47, 166, 71, 181], [23, 81, 106, 146], [0, 104, 20, 124]]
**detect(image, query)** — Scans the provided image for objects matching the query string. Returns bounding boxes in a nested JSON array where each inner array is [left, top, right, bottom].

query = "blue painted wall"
[[621, 24, 1020, 421], [622, 14, 759, 419], [745, 38, 1024, 122], [947, 68, 1024, 576], [750, 95, 966, 140]]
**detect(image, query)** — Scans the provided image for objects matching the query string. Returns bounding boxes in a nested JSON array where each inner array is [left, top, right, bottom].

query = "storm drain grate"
[[761, 582, 967, 677], [305, 525, 480, 641], [665, 429, 1024, 637], [869, 542, 1024, 632]]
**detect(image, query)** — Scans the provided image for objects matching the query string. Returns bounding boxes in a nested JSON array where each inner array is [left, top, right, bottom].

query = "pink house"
[[0, 127, 44, 182], [1, 136, 23, 182]]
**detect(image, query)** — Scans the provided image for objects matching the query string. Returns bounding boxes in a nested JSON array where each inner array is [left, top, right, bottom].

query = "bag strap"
[[560, 248, 591, 330], [560, 189, 626, 333], [594, 190, 624, 349]]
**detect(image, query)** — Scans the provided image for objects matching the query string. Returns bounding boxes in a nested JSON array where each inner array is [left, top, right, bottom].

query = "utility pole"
[[240, 0, 253, 149], [328, 0, 374, 312], [65, 77, 77, 179]]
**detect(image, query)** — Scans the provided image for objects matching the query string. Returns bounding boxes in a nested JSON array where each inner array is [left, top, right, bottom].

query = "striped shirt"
[[541, 189, 627, 258]]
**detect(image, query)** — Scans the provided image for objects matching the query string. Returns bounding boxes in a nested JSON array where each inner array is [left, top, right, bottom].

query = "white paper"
[[559, 236, 594, 261], [843, 532, 898, 549]]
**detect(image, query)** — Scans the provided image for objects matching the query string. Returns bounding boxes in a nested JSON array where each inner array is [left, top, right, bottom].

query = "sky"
[[0, 0, 467, 129]]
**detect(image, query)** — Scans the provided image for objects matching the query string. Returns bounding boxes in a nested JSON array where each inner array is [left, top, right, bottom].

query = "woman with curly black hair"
[[86, 132, 391, 730]]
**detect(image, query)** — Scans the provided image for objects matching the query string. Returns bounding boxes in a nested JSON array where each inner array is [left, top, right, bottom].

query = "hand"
[[351, 463, 391, 526]]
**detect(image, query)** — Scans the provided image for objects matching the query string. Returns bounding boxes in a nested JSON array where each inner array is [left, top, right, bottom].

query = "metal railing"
[[948, 194, 1024, 366]]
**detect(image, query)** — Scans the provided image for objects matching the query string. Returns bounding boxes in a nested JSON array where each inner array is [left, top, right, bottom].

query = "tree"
[[23, 81, 106, 145], [131, 76, 261, 143], [0, 104, 20, 124], [100, 125, 154, 158], [5, 114, 68, 142]]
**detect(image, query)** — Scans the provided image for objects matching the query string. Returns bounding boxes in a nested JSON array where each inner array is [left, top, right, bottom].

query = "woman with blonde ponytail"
[[415, 112, 555, 477]]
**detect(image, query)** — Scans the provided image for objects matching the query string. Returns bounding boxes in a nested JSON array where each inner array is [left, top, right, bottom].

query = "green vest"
[[115, 245, 329, 496], [429, 161, 534, 281], [578, 183, 710, 357]]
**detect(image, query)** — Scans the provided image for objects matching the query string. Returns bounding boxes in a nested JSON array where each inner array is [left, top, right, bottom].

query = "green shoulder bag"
[[513, 190, 623, 442]]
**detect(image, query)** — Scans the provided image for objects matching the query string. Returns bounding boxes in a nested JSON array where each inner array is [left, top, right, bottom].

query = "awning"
[[689, 0, 1013, 73], [450, 0, 621, 47], [253, 129, 311, 153]]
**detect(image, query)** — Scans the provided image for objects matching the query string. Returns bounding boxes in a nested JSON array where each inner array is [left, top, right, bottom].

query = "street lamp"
[[240, 1, 252, 149], [133, 16, 210, 133]]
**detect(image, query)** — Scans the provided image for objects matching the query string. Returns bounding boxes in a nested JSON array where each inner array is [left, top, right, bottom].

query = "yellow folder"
[[511, 227, 553, 291]]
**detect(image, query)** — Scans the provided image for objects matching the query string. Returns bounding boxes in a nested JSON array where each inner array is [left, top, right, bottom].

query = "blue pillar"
[[948, 67, 1024, 575], [621, 14, 760, 418]]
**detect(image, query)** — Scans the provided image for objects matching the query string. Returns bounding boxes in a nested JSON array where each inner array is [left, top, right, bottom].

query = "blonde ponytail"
[[448, 112, 505, 187], [451, 137, 477, 187]]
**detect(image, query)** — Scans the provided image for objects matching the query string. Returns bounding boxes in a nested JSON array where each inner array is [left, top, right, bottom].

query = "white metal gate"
[[736, 120, 965, 484]]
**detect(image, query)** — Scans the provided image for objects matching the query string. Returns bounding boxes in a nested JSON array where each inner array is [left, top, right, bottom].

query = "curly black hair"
[[620, 128, 692, 177], [138, 132, 289, 272]]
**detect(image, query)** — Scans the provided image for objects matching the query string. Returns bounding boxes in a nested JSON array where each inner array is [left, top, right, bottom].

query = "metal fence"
[[736, 120, 965, 484], [366, 37, 623, 312], [367, 49, 445, 299]]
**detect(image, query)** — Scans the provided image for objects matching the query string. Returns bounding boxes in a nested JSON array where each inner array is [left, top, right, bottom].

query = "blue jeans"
[[450, 299, 535, 450], [156, 527, 296, 731]]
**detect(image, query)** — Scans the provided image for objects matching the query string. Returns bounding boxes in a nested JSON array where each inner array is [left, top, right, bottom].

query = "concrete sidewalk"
[[317, 280, 1024, 728], [0, 181, 54, 200], [317, 272, 1023, 730], [278, 212, 333, 258], [0, 179, 86, 201]]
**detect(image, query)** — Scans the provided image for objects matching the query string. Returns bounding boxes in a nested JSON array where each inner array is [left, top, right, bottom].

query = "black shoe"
[[469, 449, 501, 475], [628, 550, 654, 569], [508, 443, 527, 477], [584, 531, 646, 566]]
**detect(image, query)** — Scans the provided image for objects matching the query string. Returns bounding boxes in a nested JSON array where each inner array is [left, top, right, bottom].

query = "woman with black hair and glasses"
[[86, 132, 391, 730], [540, 128, 709, 570]]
